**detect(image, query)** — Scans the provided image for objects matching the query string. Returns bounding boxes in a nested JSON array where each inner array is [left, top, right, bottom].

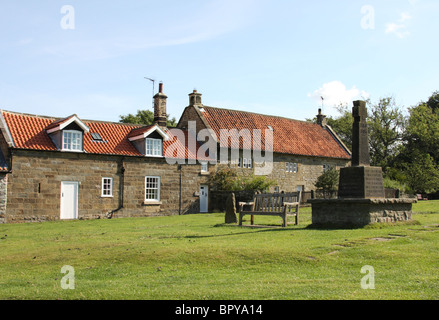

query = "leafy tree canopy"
[[119, 109, 177, 127]]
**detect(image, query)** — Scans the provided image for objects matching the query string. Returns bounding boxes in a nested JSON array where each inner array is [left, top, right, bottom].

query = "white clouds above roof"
[[308, 81, 370, 116]]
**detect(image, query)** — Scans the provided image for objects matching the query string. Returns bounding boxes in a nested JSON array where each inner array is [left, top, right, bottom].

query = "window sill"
[[61, 149, 84, 153], [143, 201, 162, 206], [101, 195, 113, 198], [144, 155, 164, 158], [200, 172, 210, 176]]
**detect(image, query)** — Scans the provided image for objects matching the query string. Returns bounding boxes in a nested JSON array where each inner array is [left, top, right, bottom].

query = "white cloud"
[[308, 81, 370, 116], [385, 12, 412, 38]]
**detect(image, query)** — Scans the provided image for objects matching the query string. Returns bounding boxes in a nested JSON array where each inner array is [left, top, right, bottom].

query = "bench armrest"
[[283, 202, 299, 206], [239, 201, 254, 213]]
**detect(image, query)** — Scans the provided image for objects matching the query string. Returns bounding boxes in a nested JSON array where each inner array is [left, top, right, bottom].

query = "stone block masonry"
[[310, 198, 416, 227], [0, 174, 7, 223], [4, 150, 208, 223]]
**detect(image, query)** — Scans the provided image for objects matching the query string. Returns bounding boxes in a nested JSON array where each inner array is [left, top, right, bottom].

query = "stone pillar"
[[351, 100, 370, 167], [338, 101, 385, 199]]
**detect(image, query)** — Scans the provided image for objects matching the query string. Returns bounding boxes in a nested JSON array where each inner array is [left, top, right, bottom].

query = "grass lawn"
[[0, 201, 438, 300]]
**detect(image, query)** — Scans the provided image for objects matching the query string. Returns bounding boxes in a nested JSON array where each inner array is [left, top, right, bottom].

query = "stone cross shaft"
[[351, 100, 370, 167]]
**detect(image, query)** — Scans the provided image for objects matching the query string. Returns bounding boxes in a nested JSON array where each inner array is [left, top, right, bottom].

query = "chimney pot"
[[159, 82, 163, 93]]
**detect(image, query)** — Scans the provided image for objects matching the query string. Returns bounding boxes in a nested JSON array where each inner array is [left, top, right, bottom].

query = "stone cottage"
[[0, 84, 212, 223], [177, 90, 351, 196]]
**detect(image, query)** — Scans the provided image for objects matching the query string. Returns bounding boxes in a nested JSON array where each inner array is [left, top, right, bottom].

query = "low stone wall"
[[0, 173, 7, 224], [308, 198, 417, 228]]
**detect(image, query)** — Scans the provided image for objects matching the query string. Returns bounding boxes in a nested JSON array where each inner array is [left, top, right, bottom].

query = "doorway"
[[60, 181, 79, 220], [200, 185, 209, 213]]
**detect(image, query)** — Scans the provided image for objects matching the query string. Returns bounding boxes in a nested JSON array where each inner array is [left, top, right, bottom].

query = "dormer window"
[[45, 114, 89, 153], [145, 138, 163, 157], [63, 130, 83, 151], [128, 124, 169, 157]]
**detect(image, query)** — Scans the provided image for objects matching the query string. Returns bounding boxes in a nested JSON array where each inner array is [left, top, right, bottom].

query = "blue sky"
[[1, 0, 438, 122]]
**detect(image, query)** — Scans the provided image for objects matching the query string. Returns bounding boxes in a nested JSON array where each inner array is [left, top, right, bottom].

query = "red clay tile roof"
[[1, 111, 208, 160], [201, 106, 351, 160], [127, 125, 156, 139]]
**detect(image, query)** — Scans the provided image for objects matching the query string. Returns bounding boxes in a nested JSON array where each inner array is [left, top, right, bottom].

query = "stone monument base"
[[338, 166, 385, 199], [308, 198, 416, 228]]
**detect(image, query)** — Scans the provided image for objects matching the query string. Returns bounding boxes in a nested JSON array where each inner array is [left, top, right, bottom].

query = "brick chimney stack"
[[153, 82, 167, 127], [316, 108, 327, 127]]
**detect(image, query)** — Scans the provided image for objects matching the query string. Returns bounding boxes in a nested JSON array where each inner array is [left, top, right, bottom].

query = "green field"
[[0, 201, 438, 300]]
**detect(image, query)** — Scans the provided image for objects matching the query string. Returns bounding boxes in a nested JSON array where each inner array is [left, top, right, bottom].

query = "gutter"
[[106, 157, 125, 219]]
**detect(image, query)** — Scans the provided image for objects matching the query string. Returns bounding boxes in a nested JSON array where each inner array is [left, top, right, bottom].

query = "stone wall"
[[309, 198, 416, 228], [177, 106, 208, 134], [0, 173, 7, 223], [222, 152, 349, 193], [5, 150, 209, 223]]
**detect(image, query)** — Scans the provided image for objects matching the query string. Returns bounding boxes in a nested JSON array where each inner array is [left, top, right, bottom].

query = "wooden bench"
[[238, 192, 301, 227]]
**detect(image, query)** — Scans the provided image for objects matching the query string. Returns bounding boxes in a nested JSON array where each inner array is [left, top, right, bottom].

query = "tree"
[[208, 167, 276, 192], [314, 168, 339, 198], [394, 91, 439, 193], [426, 91, 439, 113], [325, 104, 353, 151], [119, 109, 177, 127], [368, 97, 405, 171], [404, 102, 439, 163], [404, 152, 439, 194]]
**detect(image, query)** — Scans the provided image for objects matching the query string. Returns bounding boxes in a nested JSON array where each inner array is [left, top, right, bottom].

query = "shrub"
[[208, 167, 276, 192], [315, 168, 339, 192]]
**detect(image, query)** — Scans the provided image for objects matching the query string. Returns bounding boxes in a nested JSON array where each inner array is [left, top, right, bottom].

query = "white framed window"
[[101, 177, 113, 197], [62, 130, 83, 152], [145, 138, 163, 157], [248, 158, 252, 169], [145, 176, 160, 202], [238, 158, 242, 168], [286, 162, 298, 173], [292, 163, 297, 173], [243, 158, 248, 168], [201, 162, 208, 173], [323, 164, 331, 172]]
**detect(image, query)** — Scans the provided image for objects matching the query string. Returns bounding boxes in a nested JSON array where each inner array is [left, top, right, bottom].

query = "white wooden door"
[[60, 181, 79, 220], [200, 185, 208, 213]]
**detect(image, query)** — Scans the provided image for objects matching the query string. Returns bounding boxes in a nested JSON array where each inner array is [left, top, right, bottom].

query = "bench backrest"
[[253, 192, 300, 212]]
